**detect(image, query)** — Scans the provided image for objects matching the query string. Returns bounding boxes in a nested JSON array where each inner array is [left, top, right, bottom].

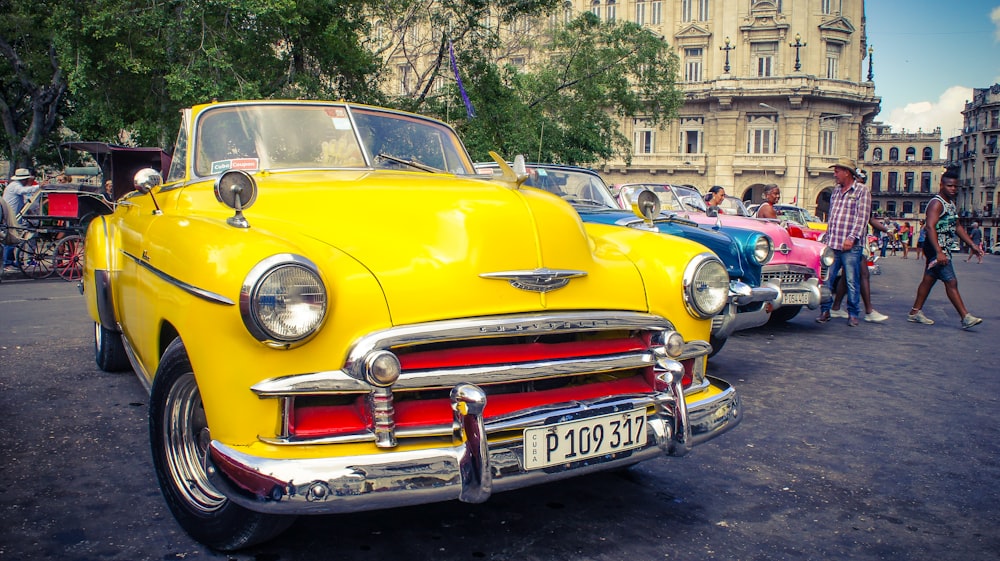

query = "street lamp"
[[867, 45, 874, 81], [759, 103, 852, 206], [720, 36, 735, 74], [790, 33, 806, 72]]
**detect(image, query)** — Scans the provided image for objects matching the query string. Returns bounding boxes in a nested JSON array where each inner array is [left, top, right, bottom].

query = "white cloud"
[[882, 86, 973, 138], [992, 6, 1000, 41]]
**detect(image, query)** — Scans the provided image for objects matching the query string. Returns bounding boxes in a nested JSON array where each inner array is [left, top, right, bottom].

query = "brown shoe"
[[848, 317, 860, 327], [816, 311, 831, 324]]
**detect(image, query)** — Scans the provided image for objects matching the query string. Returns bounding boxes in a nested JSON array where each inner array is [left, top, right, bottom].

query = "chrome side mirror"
[[133, 168, 163, 215]]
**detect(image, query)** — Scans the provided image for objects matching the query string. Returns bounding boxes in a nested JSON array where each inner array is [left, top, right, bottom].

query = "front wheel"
[[150, 338, 294, 550], [94, 322, 131, 372], [767, 305, 802, 324]]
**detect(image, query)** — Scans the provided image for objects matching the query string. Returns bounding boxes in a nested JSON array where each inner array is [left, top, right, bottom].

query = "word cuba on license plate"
[[523, 408, 647, 470]]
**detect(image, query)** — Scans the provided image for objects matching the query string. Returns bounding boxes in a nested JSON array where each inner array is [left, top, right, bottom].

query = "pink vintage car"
[[614, 183, 835, 324]]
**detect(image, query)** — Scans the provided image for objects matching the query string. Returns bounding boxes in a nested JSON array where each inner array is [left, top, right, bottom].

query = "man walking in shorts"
[[907, 168, 984, 329]]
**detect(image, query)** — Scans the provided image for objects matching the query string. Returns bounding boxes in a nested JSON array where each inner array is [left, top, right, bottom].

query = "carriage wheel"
[[54, 235, 85, 281], [15, 237, 58, 279]]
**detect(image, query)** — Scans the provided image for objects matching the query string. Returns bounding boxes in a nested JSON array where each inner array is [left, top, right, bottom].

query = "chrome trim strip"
[[122, 250, 235, 305], [342, 311, 673, 379], [252, 370, 369, 396], [393, 352, 652, 390], [120, 333, 152, 393]]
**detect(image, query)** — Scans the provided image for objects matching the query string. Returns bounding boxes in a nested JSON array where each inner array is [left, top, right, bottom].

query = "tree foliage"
[[0, 0, 70, 169], [447, 13, 682, 165], [1, 0, 382, 169]]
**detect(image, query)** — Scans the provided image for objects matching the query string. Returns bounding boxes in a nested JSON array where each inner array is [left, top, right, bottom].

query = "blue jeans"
[[822, 244, 863, 318]]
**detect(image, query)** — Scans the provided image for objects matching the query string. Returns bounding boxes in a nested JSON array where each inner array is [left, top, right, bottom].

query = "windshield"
[[476, 165, 621, 208], [192, 103, 474, 177], [519, 167, 620, 208], [617, 184, 704, 213], [719, 196, 750, 216]]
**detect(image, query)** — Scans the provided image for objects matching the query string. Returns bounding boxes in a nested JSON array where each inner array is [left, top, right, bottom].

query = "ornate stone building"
[[592, 0, 880, 217], [945, 83, 999, 241], [860, 121, 944, 220]]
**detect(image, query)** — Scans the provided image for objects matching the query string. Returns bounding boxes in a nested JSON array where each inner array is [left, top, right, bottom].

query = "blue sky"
[[865, 1, 1000, 138]]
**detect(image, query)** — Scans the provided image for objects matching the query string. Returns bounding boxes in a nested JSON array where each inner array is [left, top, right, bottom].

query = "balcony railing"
[[732, 153, 787, 175]]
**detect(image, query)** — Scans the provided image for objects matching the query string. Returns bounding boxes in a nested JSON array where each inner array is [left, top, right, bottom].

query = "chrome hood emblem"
[[480, 268, 588, 293], [776, 243, 792, 255]]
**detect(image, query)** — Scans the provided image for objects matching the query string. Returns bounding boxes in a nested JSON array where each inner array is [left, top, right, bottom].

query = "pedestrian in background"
[[907, 168, 983, 329], [899, 221, 912, 259], [2, 168, 39, 273], [965, 221, 983, 264], [914, 220, 926, 260], [816, 158, 871, 327]]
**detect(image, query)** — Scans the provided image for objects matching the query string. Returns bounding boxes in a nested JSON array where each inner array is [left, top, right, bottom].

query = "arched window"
[[591, 0, 601, 19], [922, 147, 933, 160], [905, 147, 916, 161], [635, 0, 645, 24], [607, 0, 616, 21], [872, 147, 882, 161], [889, 147, 899, 161]]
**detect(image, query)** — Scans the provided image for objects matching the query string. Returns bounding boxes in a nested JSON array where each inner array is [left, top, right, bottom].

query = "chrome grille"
[[761, 270, 806, 285]]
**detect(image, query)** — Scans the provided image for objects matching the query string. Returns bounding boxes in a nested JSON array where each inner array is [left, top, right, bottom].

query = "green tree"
[[0, 0, 70, 171], [448, 13, 682, 165], [62, 0, 381, 148], [0, 0, 383, 166]]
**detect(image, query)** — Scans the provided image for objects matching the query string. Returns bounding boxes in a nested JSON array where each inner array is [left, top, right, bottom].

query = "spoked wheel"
[[150, 338, 294, 550], [15, 237, 58, 279], [54, 235, 85, 281]]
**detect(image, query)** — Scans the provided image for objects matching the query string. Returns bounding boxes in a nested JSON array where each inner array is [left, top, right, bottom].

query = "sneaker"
[[907, 310, 934, 325], [961, 314, 983, 330], [3, 265, 18, 274], [830, 309, 849, 319], [848, 317, 860, 327], [864, 310, 889, 323], [815, 311, 831, 324]]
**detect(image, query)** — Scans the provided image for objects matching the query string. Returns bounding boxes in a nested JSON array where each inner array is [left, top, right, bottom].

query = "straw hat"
[[828, 157, 858, 174], [10, 168, 33, 181]]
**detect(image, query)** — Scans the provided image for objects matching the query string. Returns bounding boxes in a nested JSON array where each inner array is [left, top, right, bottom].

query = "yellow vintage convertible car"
[[82, 100, 741, 550]]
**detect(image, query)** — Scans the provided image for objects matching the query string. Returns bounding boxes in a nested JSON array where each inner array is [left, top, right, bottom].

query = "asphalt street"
[[1, 254, 998, 561]]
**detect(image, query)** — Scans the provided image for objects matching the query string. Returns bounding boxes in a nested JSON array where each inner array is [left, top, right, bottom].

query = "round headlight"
[[241, 255, 327, 347], [821, 246, 836, 267], [751, 234, 774, 265], [684, 254, 730, 318]]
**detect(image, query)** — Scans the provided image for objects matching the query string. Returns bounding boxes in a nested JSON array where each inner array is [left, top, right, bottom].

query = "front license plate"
[[523, 408, 647, 470], [783, 291, 810, 305]]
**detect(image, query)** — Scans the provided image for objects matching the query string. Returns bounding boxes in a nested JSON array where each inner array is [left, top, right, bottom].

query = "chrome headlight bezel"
[[240, 254, 327, 349], [750, 234, 774, 265], [683, 253, 730, 319], [821, 246, 836, 267]]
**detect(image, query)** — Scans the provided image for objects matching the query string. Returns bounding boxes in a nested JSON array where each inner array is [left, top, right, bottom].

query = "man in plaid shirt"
[[816, 157, 871, 327]]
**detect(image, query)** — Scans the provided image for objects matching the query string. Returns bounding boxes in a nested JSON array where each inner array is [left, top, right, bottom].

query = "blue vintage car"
[[476, 161, 777, 356]]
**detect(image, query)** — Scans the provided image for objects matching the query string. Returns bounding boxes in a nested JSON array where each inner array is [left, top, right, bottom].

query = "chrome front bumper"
[[714, 282, 780, 338], [207, 377, 740, 515], [764, 277, 831, 310]]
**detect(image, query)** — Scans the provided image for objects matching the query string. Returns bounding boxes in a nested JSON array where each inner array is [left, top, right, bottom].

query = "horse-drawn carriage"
[[1, 143, 170, 280]]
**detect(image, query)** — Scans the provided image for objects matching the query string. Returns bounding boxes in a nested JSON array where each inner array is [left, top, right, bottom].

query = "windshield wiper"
[[564, 197, 609, 207], [375, 153, 442, 173]]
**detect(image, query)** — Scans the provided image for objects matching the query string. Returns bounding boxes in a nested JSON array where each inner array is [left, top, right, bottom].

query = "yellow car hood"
[[225, 171, 650, 324]]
